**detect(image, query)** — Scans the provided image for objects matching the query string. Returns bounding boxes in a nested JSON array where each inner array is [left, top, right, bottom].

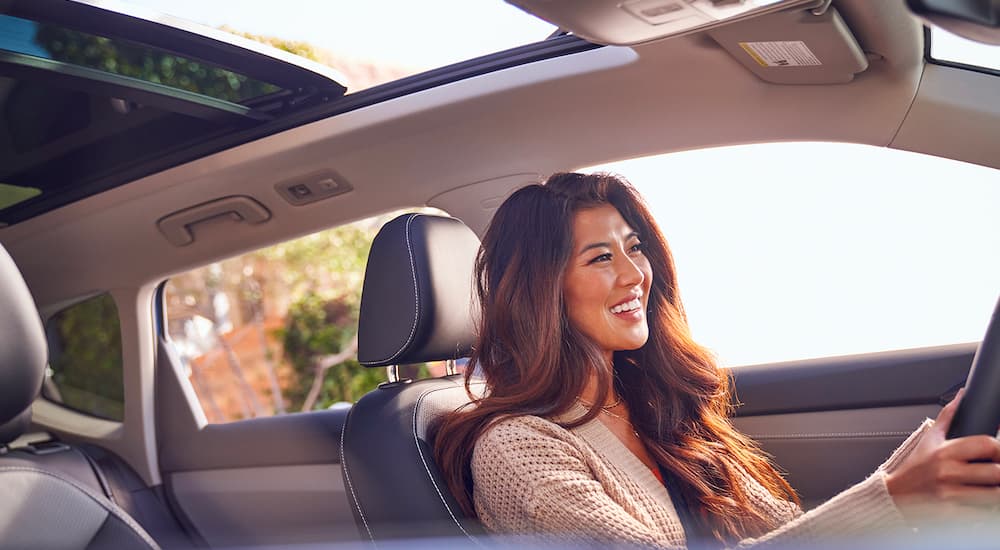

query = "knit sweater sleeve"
[[736, 418, 933, 547], [472, 417, 932, 548], [472, 418, 684, 548]]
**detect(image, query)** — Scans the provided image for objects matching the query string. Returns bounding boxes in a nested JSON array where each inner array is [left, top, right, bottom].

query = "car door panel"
[[731, 343, 974, 508], [155, 337, 359, 546], [734, 404, 937, 508], [168, 464, 354, 547]]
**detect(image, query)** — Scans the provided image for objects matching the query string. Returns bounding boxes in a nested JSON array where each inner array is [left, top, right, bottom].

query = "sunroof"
[[0, 0, 572, 225], [929, 27, 1000, 73], [0, 14, 281, 103], [117, 0, 558, 93], [0, 0, 348, 225]]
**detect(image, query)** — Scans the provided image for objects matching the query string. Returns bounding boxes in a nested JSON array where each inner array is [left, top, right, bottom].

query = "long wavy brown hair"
[[433, 172, 797, 544]]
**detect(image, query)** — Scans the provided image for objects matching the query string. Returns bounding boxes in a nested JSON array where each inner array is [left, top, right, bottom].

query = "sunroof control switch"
[[275, 170, 353, 206]]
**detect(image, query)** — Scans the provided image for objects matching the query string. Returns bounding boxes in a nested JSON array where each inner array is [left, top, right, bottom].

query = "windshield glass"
[[584, 143, 1000, 367], [117, 0, 557, 93], [930, 27, 1000, 73]]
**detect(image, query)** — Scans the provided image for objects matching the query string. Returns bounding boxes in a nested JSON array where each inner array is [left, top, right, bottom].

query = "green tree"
[[47, 294, 124, 421], [270, 218, 392, 411], [279, 292, 429, 410], [167, 215, 398, 415], [33, 24, 279, 102], [222, 27, 324, 62]]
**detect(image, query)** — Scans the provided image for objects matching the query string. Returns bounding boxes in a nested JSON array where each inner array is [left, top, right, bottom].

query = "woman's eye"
[[589, 253, 612, 264], [629, 242, 645, 254]]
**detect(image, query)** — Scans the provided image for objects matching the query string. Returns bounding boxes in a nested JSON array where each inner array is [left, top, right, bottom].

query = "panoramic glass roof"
[[0, 0, 574, 225]]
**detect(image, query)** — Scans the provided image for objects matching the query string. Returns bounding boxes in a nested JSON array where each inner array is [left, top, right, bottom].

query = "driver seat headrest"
[[342, 213, 486, 542], [357, 213, 480, 368], [0, 244, 47, 446]]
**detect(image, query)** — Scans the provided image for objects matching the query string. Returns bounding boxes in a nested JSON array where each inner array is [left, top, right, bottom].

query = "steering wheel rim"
[[947, 294, 1000, 439]]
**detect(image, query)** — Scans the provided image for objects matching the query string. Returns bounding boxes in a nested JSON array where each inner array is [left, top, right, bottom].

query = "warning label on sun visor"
[[738, 41, 821, 67]]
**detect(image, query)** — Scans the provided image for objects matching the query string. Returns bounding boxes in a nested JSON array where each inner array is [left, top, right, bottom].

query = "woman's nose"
[[616, 255, 645, 287]]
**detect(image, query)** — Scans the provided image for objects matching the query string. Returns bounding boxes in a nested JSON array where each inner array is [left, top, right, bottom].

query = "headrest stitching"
[[363, 213, 422, 365], [339, 411, 375, 541], [411, 384, 480, 543]]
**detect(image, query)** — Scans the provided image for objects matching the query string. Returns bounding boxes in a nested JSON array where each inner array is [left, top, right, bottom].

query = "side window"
[[163, 210, 447, 423], [585, 142, 1000, 367], [43, 293, 125, 421]]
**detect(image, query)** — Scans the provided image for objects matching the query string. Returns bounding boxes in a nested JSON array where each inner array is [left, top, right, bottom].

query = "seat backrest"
[[341, 213, 484, 542], [0, 243, 161, 550]]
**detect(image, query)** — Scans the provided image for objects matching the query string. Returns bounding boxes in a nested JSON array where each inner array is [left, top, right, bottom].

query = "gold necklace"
[[599, 407, 639, 435], [575, 394, 623, 411], [575, 397, 639, 437]]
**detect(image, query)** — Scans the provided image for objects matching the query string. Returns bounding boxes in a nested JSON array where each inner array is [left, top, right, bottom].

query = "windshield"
[[930, 27, 1000, 73]]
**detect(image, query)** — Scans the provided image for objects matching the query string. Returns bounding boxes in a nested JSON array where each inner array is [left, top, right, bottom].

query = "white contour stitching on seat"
[[365, 213, 421, 365], [339, 413, 376, 544], [412, 383, 487, 546], [0, 466, 160, 549], [748, 431, 911, 440]]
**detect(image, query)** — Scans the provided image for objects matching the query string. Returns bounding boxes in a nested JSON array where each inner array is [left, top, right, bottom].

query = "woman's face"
[[563, 204, 653, 362]]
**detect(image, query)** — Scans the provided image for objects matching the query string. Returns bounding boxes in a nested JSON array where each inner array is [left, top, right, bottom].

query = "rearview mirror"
[[907, 0, 1000, 45]]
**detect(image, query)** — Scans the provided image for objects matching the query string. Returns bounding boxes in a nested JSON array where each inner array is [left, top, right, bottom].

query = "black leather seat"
[[340, 213, 485, 542], [0, 243, 168, 549]]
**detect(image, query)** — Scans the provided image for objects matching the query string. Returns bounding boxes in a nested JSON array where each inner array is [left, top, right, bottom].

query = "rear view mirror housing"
[[907, 0, 1000, 45]]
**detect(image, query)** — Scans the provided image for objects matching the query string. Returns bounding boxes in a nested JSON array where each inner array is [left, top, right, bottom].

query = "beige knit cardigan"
[[471, 408, 930, 548]]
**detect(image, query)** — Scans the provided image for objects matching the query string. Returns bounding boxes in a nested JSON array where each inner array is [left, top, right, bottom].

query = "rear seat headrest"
[[0, 244, 47, 443], [358, 213, 480, 367]]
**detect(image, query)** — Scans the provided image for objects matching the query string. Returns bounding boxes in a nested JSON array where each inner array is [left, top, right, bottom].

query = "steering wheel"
[[947, 294, 1000, 439]]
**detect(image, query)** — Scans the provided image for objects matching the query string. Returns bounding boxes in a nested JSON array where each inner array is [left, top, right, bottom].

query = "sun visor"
[[506, 0, 821, 46], [707, 5, 869, 84]]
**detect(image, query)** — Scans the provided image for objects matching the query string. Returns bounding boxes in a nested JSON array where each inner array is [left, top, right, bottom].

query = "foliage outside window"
[[12, 16, 280, 103], [164, 211, 443, 423], [43, 293, 125, 421]]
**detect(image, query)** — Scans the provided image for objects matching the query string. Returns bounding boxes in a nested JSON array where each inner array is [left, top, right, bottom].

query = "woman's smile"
[[609, 293, 643, 319]]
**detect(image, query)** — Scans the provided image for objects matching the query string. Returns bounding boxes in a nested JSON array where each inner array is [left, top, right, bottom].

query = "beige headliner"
[[1, 0, 997, 308]]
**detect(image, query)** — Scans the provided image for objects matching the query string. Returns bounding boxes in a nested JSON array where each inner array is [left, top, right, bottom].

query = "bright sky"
[[590, 144, 1000, 367], [117, 0, 1000, 367], [115, 0, 555, 70], [932, 27, 1000, 70]]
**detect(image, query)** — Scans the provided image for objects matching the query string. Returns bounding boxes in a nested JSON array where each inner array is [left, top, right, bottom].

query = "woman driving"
[[433, 172, 1000, 547]]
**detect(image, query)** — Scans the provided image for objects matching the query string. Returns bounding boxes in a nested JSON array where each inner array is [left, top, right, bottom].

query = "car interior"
[[1, 0, 998, 548]]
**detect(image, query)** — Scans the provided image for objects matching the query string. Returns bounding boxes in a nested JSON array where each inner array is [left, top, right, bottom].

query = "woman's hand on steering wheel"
[[885, 389, 1000, 524]]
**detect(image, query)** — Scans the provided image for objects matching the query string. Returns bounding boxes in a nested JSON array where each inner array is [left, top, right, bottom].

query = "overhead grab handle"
[[157, 195, 271, 247]]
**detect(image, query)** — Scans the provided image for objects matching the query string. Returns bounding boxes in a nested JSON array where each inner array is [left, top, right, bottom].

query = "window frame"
[[924, 25, 1000, 79]]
